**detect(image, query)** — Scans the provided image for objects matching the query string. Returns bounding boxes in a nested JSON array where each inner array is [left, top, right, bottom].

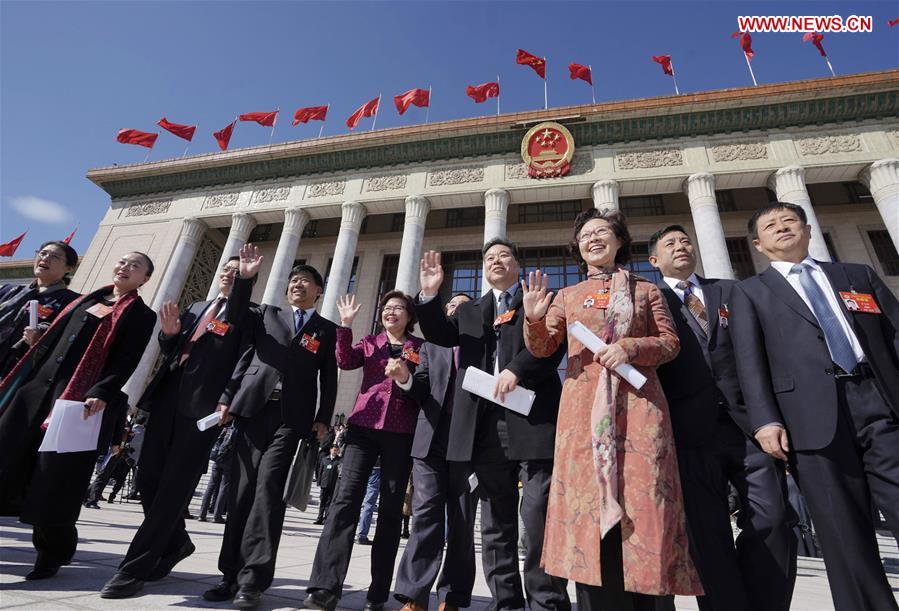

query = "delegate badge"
[[37, 304, 55, 320], [206, 320, 230, 336], [86, 303, 113, 319], [301, 333, 320, 354], [583, 293, 610, 310], [718, 305, 730, 328], [401, 348, 421, 365], [839, 291, 881, 314], [493, 309, 517, 328]]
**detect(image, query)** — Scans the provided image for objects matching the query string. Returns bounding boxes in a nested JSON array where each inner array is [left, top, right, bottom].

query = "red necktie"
[[180, 297, 224, 364]]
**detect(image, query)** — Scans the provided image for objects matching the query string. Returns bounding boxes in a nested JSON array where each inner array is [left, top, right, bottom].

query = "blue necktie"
[[294, 309, 305, 335], [791, 263, 857, 373]]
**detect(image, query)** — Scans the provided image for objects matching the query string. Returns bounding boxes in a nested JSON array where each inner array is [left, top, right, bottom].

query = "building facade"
[[79, 70, 899, 416]]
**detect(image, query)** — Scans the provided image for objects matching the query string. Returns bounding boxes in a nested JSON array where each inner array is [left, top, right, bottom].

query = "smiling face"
[[33, 244, 72, 285], [287, 272, 322, 309], [753, 208, 811, 263], [381, 297, 410, 336], [112, 253, 151, 292], [218, 260, 240, 296], [483, 244, 520, 291], [577, 218, 622, 271], [649, 230, 696, 279]]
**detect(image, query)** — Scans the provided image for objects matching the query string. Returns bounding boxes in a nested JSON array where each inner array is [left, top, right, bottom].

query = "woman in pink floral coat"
[[523, 208, 702, 609]]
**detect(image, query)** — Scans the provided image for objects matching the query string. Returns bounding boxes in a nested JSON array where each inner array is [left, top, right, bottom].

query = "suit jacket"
[[138, 276, 254, 420], [223, 305, 338, 431], [415, 290, 565, 462], [730, 262, 899, 451], [656, 277, 751, 442], [403, 343, 454, 459]]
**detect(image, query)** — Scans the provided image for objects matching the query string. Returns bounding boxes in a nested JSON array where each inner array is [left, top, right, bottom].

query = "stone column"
[[320, 201, 367, 323], [123, 217, 207, 403], [684, 173, 735, 279], [482, 188, 511, 294], [206, 212, 257, 299], [262, 207, 310, 306], [592, 179, 620, 211], [394, 195, 431, 295], [859, 158, 899, 254], [767, 165, 830, 261]]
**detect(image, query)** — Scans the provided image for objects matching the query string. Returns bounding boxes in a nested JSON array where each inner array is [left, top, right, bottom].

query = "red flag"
[[0, 232, 26, 257], [516, 49, 546, 79], [157, 117, 197, 141], [117, 129, 158, 149], [394, 88, 430, 115], [466, 82, 500, 103], [292, 105, 329, 125], [889, 17, 899, 27], [346, 96, 380, 130], [62, 227, 77, 245], [239, 111, 278, 127], [802, 32, 827, 57], [568, 63, 592, 85], [651, 55, 674, 76], [731, 32, 755, 60], [214, 120, 237, 151]]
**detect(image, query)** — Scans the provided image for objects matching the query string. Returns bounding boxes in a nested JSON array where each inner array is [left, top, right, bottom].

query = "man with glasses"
[[101, 246, 262, 599]]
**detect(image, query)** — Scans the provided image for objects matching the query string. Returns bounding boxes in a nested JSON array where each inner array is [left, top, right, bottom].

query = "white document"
[[568, 321, 648, 389], [28, 300, 38, 328], [468, 472, 479, 493], [38, 400, 102, 453], [461, 366, 535, 417], [196, 412, 221, 431]]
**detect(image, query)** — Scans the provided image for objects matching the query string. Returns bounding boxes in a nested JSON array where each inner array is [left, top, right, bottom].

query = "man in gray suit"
[[394, 293, 476, 611]]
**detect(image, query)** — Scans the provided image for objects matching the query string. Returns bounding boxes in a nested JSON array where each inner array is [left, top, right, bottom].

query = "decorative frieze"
[[125, 200, 172, 217], [505, 153, 594, 180], [428, 166, 484, 187], [795, 133, 862, 156], [252, 186, 291, 204], [365, 174, 408, 192], [306, 180, 346, 198], [710, 140, 768, 162], [615, 147, 684, 170], [203, 191, 240, 209]]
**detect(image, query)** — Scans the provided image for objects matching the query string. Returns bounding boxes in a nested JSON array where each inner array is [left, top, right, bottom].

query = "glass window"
[[716, 190, 736, 212], [726, 237, 756, 279], [439, 250, 484, 300], [390, 213, 405, 232], [868, 230, 899, 276], [516, 201, 583, 224], [823, 233, 840, 262], [371, 254, 401, 331], [519, 246, 584, 291], [446, 207, 485, 228], [627, 243, 662, 283], [620, 195, 665, 217], [844, 182, 873, 204], [301, 220, 318, 239], [248, 224, 273, 242], [324, 256, 359, 295]]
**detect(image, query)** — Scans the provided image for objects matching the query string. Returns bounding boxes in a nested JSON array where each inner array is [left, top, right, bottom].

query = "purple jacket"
[[336, 328, 425, 435]]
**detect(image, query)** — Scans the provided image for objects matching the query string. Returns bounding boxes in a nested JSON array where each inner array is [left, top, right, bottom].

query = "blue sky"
[[1, 0, 897, 258]]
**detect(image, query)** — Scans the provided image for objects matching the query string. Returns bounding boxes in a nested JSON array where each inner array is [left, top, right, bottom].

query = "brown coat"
[[524, 276, 702, 595]]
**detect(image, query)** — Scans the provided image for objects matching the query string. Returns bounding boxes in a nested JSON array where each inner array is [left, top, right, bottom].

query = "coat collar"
[[758, 266, 819, 328]]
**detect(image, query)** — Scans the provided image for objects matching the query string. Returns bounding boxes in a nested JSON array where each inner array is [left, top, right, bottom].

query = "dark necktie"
[[180, 297, 225, 364], [295, 309, 306, 335], [676, 281, 709, 336], [791, 263, 857, 373], [495, 291, 510, 370]]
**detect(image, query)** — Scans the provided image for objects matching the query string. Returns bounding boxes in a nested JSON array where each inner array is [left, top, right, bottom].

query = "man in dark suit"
[[100, 245, 261, 599], [315, 445, 341, 525], [203, 264, 337, 609], [730, 201, 899, 611], [649, 225, 796, 611], [394, 293, 477, 611], [415, 242, 570, 611]]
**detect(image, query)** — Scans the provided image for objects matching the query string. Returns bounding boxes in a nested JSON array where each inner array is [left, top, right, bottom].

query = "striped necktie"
[[676, 281, 708, 336]]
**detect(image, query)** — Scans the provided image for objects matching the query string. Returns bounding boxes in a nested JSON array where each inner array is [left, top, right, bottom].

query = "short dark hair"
[[450, 292, 472, 302], [130, 252, 154, 277], [38, 241, 78, 285], [747, 201, 808, 240], [289, 264, 324, 288], [482, 238, 519, 263], [377, 290, 417, 335], [648, 224, 690, 255], [569, 208, 632, 273]]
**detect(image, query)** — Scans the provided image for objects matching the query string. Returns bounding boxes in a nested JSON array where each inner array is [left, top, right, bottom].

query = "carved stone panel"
[[125, 200, 172, 217], [710, 140, 768, 162], [615, 147, 684, 170], [795, 133, 862, 156], [505, 153, 594, 180], [203, 191, 240, 209], [306, 181, 346, 198], [252, 186, 291, 204], [427, 166, 484, 187], [365, 174, 408, 192]]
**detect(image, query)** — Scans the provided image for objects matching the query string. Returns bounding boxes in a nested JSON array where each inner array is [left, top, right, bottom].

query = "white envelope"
[[196, 412, 221, 431], [461, 367, 535, 417], [38, 399, 102, 454], [568, 321, 648, 389]]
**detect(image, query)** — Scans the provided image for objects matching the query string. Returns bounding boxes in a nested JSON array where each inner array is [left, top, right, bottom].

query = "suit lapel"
[[277, 306, 296, 343], [758, 267, 819, 328], [659, 282, 707, 343], [819, 262, 859, 332], [700, 278, 721, 344]]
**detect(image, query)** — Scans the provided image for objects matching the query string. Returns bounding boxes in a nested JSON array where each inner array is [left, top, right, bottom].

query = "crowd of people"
[[0, 200, 897, 611]]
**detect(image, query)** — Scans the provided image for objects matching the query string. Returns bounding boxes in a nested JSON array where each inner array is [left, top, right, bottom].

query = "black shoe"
[[198, 516, 208, 522], [84, 501, 100, 509], [401, 530, 410, 539], [147, 540, 195, 581], [313, 518, 324, 525], [100, 572, 144, 599], [233, 587, 262, 609], [25, 565, 59, 581], [302, 589, 338, 610], [363, 602, 385, 611], [202, 580, 238, 602], [107, 496, 116, 504], [356, 536, 372, 545], [214, 517, 226, 524]]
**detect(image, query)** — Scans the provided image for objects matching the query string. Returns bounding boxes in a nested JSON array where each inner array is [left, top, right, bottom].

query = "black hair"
[[37, 241, 78, 285], [482, 238, 520, 263], [377, 290, 417, 335], [289, 264, 324, 289], [569, 208, 632, 273], [648, 224, 690, 255], [226, 255, 240, 263], [747, 201, 807, 240], [450, 292, 472, 302], [129, 252, 154, 277]]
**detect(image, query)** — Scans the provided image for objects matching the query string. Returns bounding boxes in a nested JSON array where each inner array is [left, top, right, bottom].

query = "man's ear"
[[648, 254, 660, 269], [751, 238, 763, 254]]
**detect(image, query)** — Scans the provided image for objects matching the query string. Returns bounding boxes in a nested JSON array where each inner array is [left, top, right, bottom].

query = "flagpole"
[[182, 123, 197, 158], [318, 105, 328, 139], [670, 60, 681, 95], [143, 147, 152, 163], [371, 94, 381, 131], [269, 108, 278, 146], [543, 57, 548, 110], [496, 74, 501, 116], [743, 52, 758, 86], [425, 85, 431, 124], [589, 64, 596, 104], [824, 57, 836, 77]]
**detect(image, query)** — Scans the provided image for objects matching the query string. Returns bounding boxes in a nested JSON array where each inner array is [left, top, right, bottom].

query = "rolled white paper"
[[468, 472, 479, 493], [568, 321, 648, 389], [196, 412, 221, 431], [28, 300, 39, 329], [461, 366, 536, 416]]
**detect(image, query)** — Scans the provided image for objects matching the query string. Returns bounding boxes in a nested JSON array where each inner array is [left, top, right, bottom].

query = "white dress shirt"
[[663, 273, 705, 307]]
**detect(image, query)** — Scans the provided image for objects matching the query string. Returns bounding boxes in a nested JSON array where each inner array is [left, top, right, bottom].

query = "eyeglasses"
[[221, 266, 240, 274], [577, 227, 614, 243], [35, 250, 64, 263], [382, 305, 407, 313]]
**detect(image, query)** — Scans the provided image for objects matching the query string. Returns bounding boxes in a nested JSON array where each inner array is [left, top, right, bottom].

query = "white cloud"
[[8, 196, 73, 224]]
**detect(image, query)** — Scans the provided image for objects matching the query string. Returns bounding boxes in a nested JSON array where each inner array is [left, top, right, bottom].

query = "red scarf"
[[0, 286, 140, 403]]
